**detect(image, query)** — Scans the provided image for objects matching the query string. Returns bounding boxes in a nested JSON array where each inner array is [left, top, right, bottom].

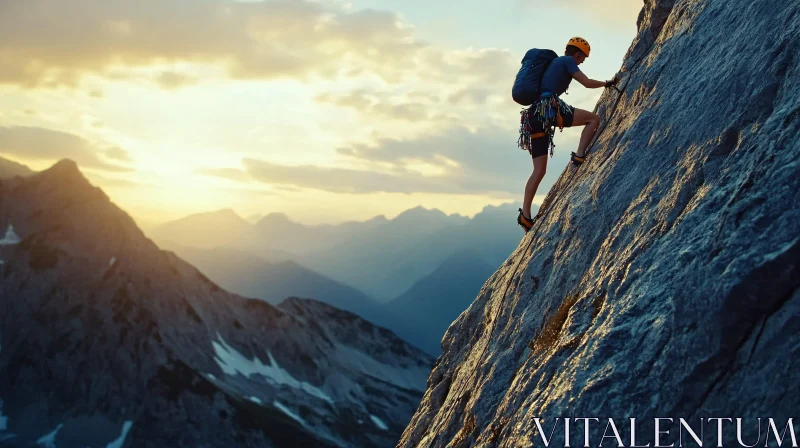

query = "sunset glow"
[[0, 0, 643, 227]]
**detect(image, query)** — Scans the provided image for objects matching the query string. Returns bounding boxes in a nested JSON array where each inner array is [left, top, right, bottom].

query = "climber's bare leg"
[[523, 154, 547, 219], [572, 108, 601, 157]]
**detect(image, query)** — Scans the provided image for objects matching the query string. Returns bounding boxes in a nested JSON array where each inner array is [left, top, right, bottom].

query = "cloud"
[[515, 0, 643, 25], [104, 146, 133, 162], [315, 90, 435, 122], [0, 126, 133, 172], [155, 71, 198, 90], [242, 157, 456, 194], [337, 125, 581, 195], [196, 167, 252, 182], [338, 126, 520, 180], [314, 81, 508, 124], [315, 91, 375, 111], [425, 48, 518, 86], [236, 126, 577, 195], [0, 0, 516, 91], [447, 87, 497, 106], [0, 0, 406, 85]]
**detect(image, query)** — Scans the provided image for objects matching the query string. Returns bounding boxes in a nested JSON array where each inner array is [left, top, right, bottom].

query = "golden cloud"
[[155, 71, 199, 90], [0, 0, 516, 91], [196, 167, 253, 183], [0, 126, 133, 172], [315, 90, 435, 122], [206, 125, 575, 195]]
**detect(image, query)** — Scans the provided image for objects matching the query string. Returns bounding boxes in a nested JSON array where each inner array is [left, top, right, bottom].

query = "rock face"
[[399, 0, 800, 446], [0, 160, 433, 447]]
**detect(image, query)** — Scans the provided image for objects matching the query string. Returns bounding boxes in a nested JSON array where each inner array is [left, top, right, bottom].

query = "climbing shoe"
[[571, 151, 586, 167], [517, 208, 535, 233]]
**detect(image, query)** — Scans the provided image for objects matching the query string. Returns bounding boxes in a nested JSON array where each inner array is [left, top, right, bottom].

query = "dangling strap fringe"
[[516, 94, 575, 157]]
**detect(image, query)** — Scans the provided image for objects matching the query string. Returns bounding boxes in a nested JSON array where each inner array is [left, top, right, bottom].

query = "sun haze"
[[0, 0, 642, 227]]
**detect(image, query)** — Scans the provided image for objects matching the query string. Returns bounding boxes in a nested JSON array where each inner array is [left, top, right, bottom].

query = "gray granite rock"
[[399, 0, 800, 446], [0, 160, 433, 447]]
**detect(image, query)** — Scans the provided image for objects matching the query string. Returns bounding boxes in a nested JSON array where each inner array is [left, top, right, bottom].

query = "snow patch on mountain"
[[105, 421, 133, 448], [370, 415, 388, 431], [0, 160, 433, 447], [0, 224, 20, 245], [247, 396, 262, 404], [0, 223, 21, 266], [36, 423, 63, 447], [0, 400, 7, 432], [273, 400, 307, 428], [212, 334, 334, 404]]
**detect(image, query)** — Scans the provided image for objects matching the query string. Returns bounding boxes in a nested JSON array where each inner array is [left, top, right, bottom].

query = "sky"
[[0, 0, 643, 228]]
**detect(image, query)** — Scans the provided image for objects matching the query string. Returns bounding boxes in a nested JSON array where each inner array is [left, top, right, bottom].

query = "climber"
[[517, 37, 618, 233]]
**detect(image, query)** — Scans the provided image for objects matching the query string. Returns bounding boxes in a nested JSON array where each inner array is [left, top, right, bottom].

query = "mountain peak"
[[256, 212, 301, 230], [50, 158, 79, 171], [42, 159, 84, 181], [181, 208, 247, 223], [393, 206, 447, 221], [30, 159, 100, 200], [260, 212, 292, 223], [478, 202, 516, 214], [213, 208, 244, 220], [0, 168, 431, 447], [151, 208, 253, 249]]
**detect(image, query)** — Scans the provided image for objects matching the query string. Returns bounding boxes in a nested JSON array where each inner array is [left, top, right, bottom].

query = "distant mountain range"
[[297, 207, 472, 299], [2, 155, 529, 363], [161, 241, 508, 356], [160, 241, 380, 315], [154, 201, 535, 356], [151, 209, 393, 259], [151, 203, 525, 302], [371, 250, 499, 355], [0, 160, 434, 447]]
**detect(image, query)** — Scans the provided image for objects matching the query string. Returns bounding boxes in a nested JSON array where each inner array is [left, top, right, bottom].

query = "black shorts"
[[527, 100, 575, 159], [528, 135, 550, 158]]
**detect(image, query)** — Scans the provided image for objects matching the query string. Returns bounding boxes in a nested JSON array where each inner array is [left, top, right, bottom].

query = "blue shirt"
[[540, 56, 580, 96]]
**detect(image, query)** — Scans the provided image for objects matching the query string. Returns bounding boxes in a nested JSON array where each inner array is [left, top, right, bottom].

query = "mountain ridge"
[[0, 159, 433, 447], [153, 200, 490, 300], [0, 156, 33, 179], [160, 241, 380, 315]]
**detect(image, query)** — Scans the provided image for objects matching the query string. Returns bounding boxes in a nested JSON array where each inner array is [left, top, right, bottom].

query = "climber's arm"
[[572, 71, 611, 89]]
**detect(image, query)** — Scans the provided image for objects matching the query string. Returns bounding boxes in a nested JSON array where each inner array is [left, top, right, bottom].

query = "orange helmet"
[[568, 37, 591, 57]]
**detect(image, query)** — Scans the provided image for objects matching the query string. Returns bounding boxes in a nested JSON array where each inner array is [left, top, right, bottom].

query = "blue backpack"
[[511, 49, 558, 106]]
